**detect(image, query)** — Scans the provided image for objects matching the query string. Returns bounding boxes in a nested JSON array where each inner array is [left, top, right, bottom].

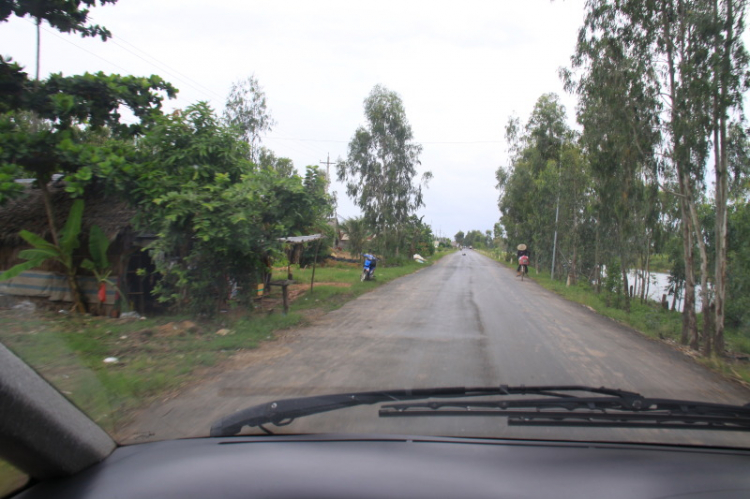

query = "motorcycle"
[[361, 254, 377, 281]]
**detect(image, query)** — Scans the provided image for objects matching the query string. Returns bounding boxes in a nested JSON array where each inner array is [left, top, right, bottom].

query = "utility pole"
[[320, 153, 336, 187], [320, 153, 339, 246], [551, 143, 562, 280], [35, 18, 41, 81]]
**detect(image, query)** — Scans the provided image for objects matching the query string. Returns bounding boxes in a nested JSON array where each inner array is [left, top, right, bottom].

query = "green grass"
[[479, 250, 750, 385], [274, 254, 444, 314], [0, 458, 28, 499], [0, 252, 447, 435]]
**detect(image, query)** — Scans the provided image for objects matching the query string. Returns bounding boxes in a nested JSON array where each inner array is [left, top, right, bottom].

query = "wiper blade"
[[380, 388, 750, 432], [210, 385, 638, 437], [209, 385, 750, 437]]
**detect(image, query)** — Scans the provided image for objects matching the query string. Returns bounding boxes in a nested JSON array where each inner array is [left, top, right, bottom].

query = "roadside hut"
[[0, 183, 158, 314]]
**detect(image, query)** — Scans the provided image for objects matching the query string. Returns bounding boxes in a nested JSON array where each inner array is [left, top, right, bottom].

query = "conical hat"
[[517, 244, 527, 251]]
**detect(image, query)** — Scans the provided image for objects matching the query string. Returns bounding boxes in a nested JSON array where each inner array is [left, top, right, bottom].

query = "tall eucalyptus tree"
[[563, 1, 662, 313], [337, 85, 432, 256]]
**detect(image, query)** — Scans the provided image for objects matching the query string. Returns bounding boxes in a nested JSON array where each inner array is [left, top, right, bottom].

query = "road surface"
[[120, 250, 750, 447]]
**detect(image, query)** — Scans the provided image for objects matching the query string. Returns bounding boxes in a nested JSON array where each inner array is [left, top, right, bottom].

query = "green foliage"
[[337, 85, 432, 257], [0, 0, 117, 40], [401, 215, 434, 256], [0, 199, 88, 311], [114, 103, 332, 316], [223, 75, 274, 161], [341, 217, 368, 258], [454, 231, 465, 246], [727, 202, 750, 332], [497, 94, 593, 280]]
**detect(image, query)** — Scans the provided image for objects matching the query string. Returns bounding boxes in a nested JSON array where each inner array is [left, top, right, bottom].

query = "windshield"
[[2, 0, 750, 477]]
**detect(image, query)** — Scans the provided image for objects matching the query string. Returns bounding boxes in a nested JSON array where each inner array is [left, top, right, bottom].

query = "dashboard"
[[14, 434, 750, 498]]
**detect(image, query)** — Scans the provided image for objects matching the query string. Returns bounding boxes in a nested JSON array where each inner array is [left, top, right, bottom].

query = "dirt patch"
[[254, 282, 353, 313], [154, 320, 200, 338]]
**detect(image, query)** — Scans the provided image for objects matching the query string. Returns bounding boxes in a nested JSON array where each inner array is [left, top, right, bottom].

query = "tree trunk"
[[643, 237, 651, 304], [712, 0, 733, 357], [66, 267, 87, 314], [39, 180, 60, 247], [679, 204, 697, 346], [618, 228, 630, 312], [595, 219, 601, 293], [663, 1, 697, 347], [686, 193, 712, 354]]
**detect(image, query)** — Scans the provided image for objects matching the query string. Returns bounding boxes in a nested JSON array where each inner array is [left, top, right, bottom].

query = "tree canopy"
[[337, 84, 432, 257]]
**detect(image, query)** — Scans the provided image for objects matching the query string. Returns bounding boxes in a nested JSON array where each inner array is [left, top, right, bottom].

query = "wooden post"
[[310, 239, 321, 293], [282, 283, 289, 315]]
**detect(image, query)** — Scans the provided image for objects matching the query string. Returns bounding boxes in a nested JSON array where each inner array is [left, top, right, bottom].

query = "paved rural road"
[[120, 250, 750, 447]]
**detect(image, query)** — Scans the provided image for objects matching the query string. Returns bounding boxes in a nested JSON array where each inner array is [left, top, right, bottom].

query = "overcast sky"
[[1, 0, 589, 240]]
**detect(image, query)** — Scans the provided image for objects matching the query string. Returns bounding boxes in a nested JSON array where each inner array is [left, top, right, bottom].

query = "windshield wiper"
[[210, 385, 750, 437], [210, 386, 515, 436]]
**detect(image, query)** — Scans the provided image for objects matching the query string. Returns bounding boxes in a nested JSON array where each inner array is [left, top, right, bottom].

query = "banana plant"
[[80, 224, 125, 314], [0, 199, 87, 313]]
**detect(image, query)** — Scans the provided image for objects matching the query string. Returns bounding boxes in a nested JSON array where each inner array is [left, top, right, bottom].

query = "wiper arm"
[[210, 385, 639, 437], [380, 388, 750, 432]]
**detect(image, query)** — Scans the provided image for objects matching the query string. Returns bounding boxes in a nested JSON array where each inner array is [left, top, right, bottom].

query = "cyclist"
[[516, 244, 529, 277]]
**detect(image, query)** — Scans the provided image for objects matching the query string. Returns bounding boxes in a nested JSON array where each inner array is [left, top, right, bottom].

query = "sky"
[[1, 0, 590, 240]]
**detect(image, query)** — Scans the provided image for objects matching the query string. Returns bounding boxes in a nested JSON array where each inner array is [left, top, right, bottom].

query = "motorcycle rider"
[[363, 253, 377, 280]]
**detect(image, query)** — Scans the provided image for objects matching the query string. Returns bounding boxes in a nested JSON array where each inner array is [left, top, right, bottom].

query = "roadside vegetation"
[[490, 0, 750, 366], [0, 254, 446, 434], [0, 0, 444, 450]]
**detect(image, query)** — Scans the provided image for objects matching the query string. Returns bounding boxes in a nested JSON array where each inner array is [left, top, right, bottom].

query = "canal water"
[[628, 270, 703, 313]]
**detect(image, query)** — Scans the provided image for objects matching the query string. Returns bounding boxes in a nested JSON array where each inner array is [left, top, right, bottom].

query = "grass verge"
[[480, 250, 750, 385], [0, 251, 449, 436]]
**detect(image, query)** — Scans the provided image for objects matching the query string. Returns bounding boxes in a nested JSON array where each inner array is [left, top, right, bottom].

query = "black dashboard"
[[14, 434, 750, 498]]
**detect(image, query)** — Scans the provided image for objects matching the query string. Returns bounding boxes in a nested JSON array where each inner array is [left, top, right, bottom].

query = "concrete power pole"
[[320, 153, 339, 246], [320, 153, 335, 188]]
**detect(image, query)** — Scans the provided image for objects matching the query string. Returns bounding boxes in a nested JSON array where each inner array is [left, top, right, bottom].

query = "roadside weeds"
[[0, 252, 449, 433]]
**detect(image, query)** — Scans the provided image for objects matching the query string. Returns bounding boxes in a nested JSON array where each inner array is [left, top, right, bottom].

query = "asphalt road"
[[120, 250, 750, 447]]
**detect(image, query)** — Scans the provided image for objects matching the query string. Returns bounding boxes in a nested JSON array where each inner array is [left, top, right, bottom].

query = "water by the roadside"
[[627, 270, 702, 313]]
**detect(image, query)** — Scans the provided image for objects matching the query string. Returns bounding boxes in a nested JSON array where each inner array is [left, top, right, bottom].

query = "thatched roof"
[[0, 183, 136, 247]]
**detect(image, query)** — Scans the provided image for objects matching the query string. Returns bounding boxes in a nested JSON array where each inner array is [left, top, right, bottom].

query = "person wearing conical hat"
[[516, 244, 529, 277]]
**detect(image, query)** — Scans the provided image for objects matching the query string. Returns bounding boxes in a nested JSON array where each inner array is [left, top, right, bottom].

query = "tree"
[[341, 217, 368, 259], [0, 0, 117, 39], [454, 231, 465, 246], [116, 103, 332, 316], [497, 94, 588, 280], [564, 0, 749, 352], [564, 1, 662, 313], [258, 147, 295, 177], [707, 0, 749, 355], [223, 75, 275, 162], [0, 0, 176, 299], [337, 85, 432, 257]]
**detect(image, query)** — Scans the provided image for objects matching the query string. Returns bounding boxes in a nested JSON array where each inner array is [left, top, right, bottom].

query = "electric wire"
[[26, 18, 222, 103]]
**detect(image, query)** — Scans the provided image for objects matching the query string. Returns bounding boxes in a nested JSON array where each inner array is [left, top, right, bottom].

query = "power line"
[[31, 20, 133, 74], [86, 13, 224, 100], [267, 136, 502, 145], [109, 35, 223, 99], [27, 17, 223, 103], [106, 37, 224, 101]]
